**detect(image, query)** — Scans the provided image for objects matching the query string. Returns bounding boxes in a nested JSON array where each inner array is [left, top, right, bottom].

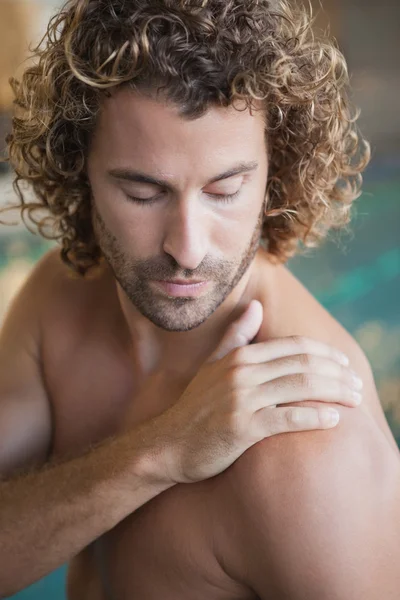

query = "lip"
[[152, 279, 210, 298], [163, 279, 204, 284]]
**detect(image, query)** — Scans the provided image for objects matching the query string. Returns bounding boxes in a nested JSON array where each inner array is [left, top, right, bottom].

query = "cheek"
[[118, 210, 163, 254], [210, 204, 262, 256], [92, 182, 161, 252]]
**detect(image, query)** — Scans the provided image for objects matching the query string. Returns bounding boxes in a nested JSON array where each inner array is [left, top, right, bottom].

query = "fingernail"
[[350, 372, 363, 390], [352, 391, 363, 405], [322, 409, 340, 427], [337, 352, 349, 366]]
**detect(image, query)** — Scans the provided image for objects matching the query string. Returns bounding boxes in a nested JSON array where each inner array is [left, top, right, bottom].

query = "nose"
[[162, 197, 208, 271]]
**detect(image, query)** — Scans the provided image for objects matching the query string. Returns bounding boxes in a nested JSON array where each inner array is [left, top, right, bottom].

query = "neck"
[[116, 250, 265, 381]]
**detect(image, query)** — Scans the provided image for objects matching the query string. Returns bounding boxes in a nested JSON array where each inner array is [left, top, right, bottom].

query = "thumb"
[[207, 299, 263, 363]]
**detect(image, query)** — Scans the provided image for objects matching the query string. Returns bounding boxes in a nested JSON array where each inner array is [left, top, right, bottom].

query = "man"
[[1, 0, 399, 598]]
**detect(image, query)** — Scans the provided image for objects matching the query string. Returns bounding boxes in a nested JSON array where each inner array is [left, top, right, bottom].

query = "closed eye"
[[125, 189, 241, 206]]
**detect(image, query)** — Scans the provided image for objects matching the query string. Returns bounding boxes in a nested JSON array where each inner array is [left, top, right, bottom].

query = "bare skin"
[[21, 247, 400, 600], [1, 90, 399, 598]]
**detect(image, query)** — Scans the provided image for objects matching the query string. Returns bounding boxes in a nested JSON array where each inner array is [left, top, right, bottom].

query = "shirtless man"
[[1, 0, 400, 598]]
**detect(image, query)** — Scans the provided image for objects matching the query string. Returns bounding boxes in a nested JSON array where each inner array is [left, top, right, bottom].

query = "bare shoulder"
[[0, 247, 78, 362], [257, 262, 366, 367], [215, 400, 400, 598], [256, 261, 398, 449], [19, 248, 122, 346], [28, 248, 109, 317], [211, 260, 400, 596]]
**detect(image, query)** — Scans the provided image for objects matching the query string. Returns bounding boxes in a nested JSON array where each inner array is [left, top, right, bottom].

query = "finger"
[[207, 300, 263, 364], [235, 355, 362, 390], [251, 406, 340, 439], [233, 336, 349, 367], [251, 374, 362, 410]]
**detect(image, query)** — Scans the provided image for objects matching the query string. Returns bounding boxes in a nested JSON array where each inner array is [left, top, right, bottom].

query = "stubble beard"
[[92, 204, 264, 332]]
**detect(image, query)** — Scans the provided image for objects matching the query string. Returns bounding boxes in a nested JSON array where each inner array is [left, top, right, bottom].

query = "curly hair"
[[3, 0, 370, 276]]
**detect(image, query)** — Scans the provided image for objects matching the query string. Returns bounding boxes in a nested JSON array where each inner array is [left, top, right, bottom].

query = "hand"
[[143, 300, 363, 484]]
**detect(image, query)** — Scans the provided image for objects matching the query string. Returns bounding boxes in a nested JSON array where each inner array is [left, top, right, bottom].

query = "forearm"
[[0, 429, 175, 596]]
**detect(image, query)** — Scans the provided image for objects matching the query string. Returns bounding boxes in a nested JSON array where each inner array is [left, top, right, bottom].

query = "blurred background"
[[0, 0, 399, 598]]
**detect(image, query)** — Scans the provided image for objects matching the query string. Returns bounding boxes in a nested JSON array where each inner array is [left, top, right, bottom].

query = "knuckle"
[[227, 408, 244, 436], [225, 365, 246, 389], [228, 345, 248, 366], [296, 372, 314, 391], [298, 353, 312, 368], [288, 335, 309, 353]]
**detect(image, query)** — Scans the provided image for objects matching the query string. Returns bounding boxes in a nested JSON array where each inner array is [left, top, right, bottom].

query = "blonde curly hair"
[[3, 0, 370, 275]]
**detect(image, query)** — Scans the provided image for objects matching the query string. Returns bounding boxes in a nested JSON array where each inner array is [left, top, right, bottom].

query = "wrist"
[[126, 420, 178, 492], [93, 427, 177, 527]]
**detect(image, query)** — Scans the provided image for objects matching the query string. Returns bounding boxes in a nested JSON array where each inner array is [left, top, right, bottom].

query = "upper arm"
[[0, 254, 54, 479], [219, 405, 400, 599]]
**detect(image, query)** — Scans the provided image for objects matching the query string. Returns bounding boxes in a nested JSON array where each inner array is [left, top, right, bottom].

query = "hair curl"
[[3, 0, 370, 276]]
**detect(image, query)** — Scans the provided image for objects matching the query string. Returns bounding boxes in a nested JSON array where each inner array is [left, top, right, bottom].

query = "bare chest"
[[91, 476, 254, 600], [43, 333, 253, 600]]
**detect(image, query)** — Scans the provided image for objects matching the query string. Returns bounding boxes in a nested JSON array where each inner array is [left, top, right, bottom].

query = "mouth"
[[152, 279, 210, 298], [160, 278, 205, 284]]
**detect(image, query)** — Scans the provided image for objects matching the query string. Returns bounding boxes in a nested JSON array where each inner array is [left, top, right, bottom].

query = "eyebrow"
[[108, 161, 259, 189]]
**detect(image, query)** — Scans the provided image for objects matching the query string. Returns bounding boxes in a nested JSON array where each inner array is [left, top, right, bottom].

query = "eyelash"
[[126, 190, 241, 206]]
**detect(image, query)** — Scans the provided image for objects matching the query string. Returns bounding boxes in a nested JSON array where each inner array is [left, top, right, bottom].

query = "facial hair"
[[92, 203, 264, 332]]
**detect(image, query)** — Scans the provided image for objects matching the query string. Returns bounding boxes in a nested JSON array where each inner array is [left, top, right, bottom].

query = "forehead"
[[91, 87, 267, 169]]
